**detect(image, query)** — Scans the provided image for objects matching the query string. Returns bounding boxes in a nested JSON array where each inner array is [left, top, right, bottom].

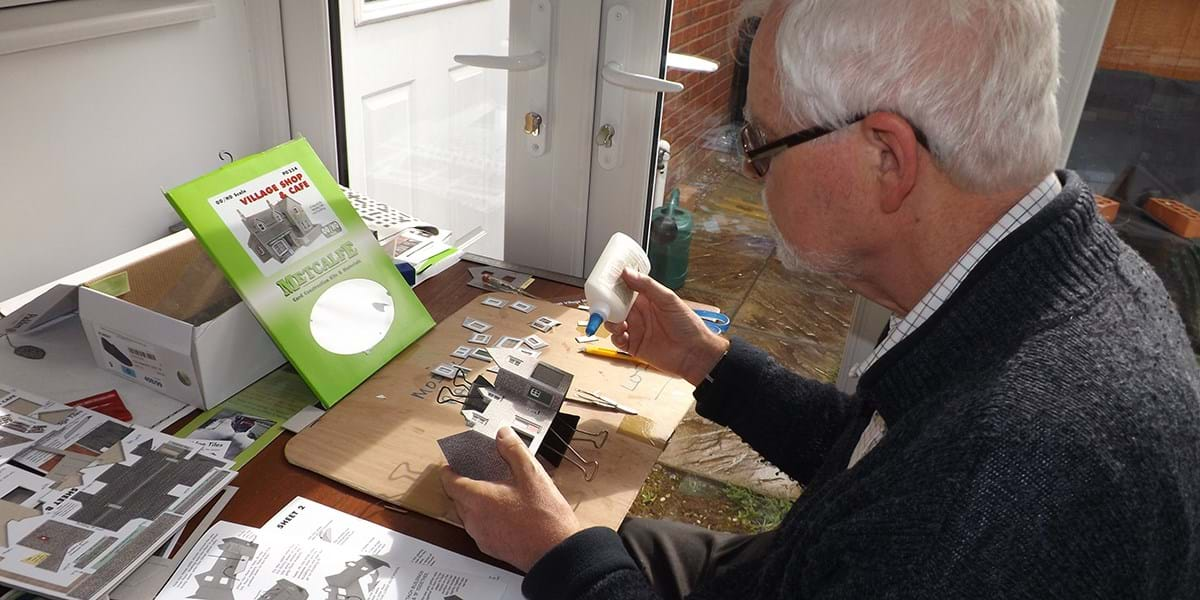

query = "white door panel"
[[501, 1, 604, 276], [583, 0, 671, 274], [339, 0, 509, 258]]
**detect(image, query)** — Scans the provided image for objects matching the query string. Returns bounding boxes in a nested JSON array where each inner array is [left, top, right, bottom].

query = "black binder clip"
[[536, 412, 607, 481]]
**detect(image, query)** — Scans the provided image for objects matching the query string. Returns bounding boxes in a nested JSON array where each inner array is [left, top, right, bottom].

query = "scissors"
[[694, 309, 731, 334], [569, 390, 639, 415]]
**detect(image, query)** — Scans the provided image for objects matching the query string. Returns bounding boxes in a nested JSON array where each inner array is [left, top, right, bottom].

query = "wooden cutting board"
[[286, 292, 695, 530]]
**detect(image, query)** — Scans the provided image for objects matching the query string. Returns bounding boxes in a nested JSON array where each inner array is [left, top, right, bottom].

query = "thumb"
[[620, 269, 676, 304], [495, 427, 537, 481]]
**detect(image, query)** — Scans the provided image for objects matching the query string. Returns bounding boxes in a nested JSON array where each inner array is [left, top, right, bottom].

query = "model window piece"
[[238, 195, 322, 265]]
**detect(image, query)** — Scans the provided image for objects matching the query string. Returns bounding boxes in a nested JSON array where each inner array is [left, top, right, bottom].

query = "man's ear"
[[861, 112, 920, 214]]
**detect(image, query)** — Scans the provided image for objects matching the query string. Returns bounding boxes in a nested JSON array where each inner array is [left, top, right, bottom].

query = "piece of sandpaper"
[[437, 430, 513, 481]]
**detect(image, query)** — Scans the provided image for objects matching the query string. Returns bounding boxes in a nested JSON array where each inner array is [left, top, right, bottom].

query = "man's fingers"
[[604, 320, 628, 335], [620, 269, 677, 304], [495, 427, 538, 481]]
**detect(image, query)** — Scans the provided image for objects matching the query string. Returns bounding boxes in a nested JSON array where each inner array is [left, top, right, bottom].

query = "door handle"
[[453, 52, 546, 72], [595, 4, 682, 171], [453, 0, 552, 157], [601, 62, 683, 94]]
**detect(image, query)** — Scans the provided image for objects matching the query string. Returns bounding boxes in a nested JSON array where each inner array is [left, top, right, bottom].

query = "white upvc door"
[[285, 0, 674, 278], [337, 0, 513, 261]]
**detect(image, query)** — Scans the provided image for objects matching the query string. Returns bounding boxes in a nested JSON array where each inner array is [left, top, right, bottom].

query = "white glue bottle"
[[584, 232, 652, 335]]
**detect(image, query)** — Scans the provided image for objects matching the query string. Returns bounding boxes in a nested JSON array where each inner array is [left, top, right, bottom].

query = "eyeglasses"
[[740, 114, 930, 178]]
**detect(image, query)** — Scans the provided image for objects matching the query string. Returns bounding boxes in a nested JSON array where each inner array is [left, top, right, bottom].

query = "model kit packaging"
[[164, 138, 434, 408], [77, 237, 285, 410]]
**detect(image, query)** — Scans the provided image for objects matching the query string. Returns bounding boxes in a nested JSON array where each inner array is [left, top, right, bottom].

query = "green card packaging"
[[165, 139, 434, 407]]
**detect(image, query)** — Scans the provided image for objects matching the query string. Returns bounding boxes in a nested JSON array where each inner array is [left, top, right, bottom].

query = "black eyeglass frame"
[[740, 114, 930, 177]]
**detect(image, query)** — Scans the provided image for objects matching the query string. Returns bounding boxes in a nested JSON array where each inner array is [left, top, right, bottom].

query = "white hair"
[[769, 0, 1062, 193]]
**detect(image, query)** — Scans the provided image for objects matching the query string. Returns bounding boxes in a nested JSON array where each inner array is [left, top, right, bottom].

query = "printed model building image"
[[190, 536, 258, 600], [238, 195, 322, 265]]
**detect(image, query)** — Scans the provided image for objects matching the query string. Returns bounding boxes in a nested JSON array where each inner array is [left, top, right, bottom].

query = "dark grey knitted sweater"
[[523, 171, 1200, 599]]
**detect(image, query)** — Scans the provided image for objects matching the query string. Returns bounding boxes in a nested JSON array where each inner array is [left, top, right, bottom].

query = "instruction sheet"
[[157, 497, 522, 599]]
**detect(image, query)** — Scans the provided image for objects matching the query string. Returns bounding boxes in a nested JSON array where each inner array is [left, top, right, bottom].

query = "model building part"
[[191, 536, 258, 600], [0, 424, 234, 600], [431, 364, 462, 379], [1144, 197, 1200, 239], [0, 387, 82, 468], [523, 335, 549, 350], [468, 348, 492, 363], [257, 579, 309, 600], [509, 301, 535, 313], [462, 318, 493, 334], [467, 333, 492, 345], [575, 335, 600, 344], [529, 317, 561, 333], [515, 348, 542, 360], [451, 346, 471, 359], [323, 555, 389, 600], [481, 297, 507, 308], [496, 336, 524, 350]]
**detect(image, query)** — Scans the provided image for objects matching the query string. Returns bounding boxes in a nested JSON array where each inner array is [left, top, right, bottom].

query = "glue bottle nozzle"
[[585, 313, 604, 336]]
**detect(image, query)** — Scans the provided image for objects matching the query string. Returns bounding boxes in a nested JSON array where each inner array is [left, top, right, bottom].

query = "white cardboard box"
[[76, 236, 284, 410]]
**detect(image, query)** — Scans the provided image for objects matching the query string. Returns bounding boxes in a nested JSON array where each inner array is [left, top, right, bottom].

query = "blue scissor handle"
[[694, 309, 731, 334]]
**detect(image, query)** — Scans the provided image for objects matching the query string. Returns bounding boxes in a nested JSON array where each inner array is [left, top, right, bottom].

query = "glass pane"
[[1066, 0, 1200, 351], [342, 0, 509, 260], [631, 2, 852, 530]]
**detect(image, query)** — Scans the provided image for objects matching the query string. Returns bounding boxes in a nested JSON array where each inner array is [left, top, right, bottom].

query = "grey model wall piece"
[[258, 579, 309, 600], [19, 520, 92, 571], [189, 536, 259, 600], [323, 555, 389, 600], [72, 536, 116, 569], [70, 439, 223, 532], [74, 421, 134, 454]]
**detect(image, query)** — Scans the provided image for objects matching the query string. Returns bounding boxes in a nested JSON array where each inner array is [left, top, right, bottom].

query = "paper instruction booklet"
[[156, 497, 522, 600], [174, 366, 318, 469], [0, 422, 235, 600], [164, 138, 435, 408]]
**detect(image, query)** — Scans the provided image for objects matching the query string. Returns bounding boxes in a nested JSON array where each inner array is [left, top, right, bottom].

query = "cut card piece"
[[482, 297, 507, 308], [575, 335, 600, 344], [469, 347, 493, 362], [468, 333, 492, 345], [510, 301, 535, 313], [516, 348, 542, 359], [463, 318, 493, 333], [530, 316, 561, 332], [496, 336, 524, 349], [451, 346, 471, 359], [432, 363, 466, 378], [524, 335, 549, 350], [577, 320, 590, 327]]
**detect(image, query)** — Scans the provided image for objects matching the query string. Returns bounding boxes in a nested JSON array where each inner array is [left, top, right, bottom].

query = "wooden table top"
[[180, 260, 585, 571]]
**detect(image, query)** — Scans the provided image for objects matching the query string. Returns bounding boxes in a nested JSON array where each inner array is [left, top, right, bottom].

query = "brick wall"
[[661, 0, 743, 190], [1099, 0, 1200, 81]]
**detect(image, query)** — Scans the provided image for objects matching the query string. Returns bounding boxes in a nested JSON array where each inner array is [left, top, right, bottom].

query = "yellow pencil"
[[580, 346, 651, 366]]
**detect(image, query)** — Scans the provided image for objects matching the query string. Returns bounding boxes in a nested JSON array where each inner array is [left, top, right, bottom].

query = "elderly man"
[[441, 0, 1200, 598]]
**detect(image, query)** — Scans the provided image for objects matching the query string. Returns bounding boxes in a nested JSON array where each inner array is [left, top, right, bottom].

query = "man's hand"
[[440, 427, 582, 572], [606, 269, 730, 386]]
